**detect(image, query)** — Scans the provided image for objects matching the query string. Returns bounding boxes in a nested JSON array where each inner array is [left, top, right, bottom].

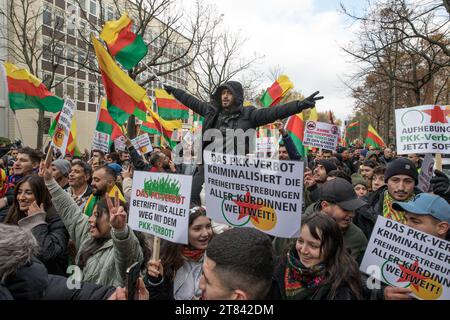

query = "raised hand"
[[299, 91, 324, 109], [121, 165, 134, 179], [106, 190, 127, 231], [39, 150, 53, 182], [27, 201, 45, 216], [147, 259, 164, 279], [430, 169, 450, 196]]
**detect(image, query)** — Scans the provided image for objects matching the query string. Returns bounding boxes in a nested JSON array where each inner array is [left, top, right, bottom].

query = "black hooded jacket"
[[170, 81, 312, 155]]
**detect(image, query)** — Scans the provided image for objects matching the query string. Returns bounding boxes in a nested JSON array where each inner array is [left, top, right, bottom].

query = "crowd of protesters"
[[0, 81, 449, 301]]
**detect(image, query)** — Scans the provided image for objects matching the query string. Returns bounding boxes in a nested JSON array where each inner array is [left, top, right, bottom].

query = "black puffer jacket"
[[2, 259, 115, 300], [16, 207, 70, 276], [170, 81, 314, 155], [354, 186, 422, 239]]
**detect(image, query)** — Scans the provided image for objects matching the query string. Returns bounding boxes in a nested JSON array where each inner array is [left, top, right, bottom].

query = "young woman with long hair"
[[272, 212, 363, 300], [144, 207, 213, 300]]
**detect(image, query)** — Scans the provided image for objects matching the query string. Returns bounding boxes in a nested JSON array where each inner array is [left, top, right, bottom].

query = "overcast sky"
[[181, 0, 364, 122]]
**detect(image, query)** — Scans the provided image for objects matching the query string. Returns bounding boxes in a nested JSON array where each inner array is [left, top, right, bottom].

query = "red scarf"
[[182, 246, 205, 262]]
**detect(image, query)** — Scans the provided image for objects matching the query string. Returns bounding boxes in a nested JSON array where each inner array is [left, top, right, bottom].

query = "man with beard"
[[83, 166, 125, 217], [68, 161, 92, 210], [354, 158, 420, 238]]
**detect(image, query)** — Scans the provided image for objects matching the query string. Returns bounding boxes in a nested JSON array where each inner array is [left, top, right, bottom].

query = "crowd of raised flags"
[[0, 12, 449, 304]]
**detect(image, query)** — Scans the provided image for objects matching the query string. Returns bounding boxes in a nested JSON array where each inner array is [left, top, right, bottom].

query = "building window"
[[54, 9, 64, 31], [89, 0, 97, 16], [42, 37, 52, 61], [43, 5, 52, 26], [66, 79, 75, 99], [67, 49, 75, 67], [55, 77, 64, 97], [78, 50, 86, 64], [78, 82, 85, 101], [89, 84, 96, 103]]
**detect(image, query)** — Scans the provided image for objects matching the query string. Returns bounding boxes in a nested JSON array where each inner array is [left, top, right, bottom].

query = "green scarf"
[[382, 190, 413, 224]]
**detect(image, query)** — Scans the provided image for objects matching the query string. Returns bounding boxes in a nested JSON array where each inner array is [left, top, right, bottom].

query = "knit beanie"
[[351, 173, 368, 188], [52, 159, 71, 177], [384, 158, 418, 185], [316, 160, 338, 174]]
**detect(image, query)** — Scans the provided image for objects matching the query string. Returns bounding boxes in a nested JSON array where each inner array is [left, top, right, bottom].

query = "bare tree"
[[186, 23, 264, 103], [0, 0, 87, 148]]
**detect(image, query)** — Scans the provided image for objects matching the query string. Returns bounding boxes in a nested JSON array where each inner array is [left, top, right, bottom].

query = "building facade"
[[0, 0, 195, 150]]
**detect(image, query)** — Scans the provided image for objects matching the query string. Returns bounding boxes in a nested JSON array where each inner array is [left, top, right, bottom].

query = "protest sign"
[[395, 105, 450, 154], [256, 137, 276, 154], [418, 154, 435, 192], [360, 216, 450, 300], [91, 130, 110, 154], [131, 134, 153, 155], [303, 121, 339, 151], [128, 171, 192, 244], [114, 135, 127, 152], [51, 99, 75, 157], [204, 151, 304, 238]]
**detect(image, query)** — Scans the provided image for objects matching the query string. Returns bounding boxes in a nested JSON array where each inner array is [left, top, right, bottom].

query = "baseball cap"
[[392, 193, 450, 223], [319, 177, 367, 211]]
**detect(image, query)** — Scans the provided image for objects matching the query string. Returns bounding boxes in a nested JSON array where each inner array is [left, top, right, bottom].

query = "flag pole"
[[142, 62, 167, 87]]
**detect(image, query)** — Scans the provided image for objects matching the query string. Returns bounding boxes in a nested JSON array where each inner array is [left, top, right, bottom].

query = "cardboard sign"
[[128, 171, 192, 244], [131, 134, 153, 155], [395, 105, 450, 154], [256, 137, 276, 154], [418, 154, 435, 192], [303, 121, 339, 151], [114, 136, 127, 152], [51, 99, 75, 158], [360, 216, 450, 300], [91, 131, 110, 154], [204, 151, 304, 238]]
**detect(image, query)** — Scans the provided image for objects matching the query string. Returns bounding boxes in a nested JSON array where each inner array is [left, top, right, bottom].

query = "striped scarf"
[[284, 247, 326, 298], [382, 190, 412, 224], [84, 184, 126, 217]]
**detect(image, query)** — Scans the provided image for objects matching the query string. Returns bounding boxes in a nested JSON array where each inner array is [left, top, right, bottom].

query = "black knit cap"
[[316, 159, 338, 174], [384, 158, 418, 185]]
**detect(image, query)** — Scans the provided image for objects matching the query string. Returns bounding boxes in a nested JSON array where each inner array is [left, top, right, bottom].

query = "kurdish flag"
[[155, 88, 189, 120], [260, 75, 294, 108], [100, 12, 148, 70], [96, 98, 123, 141], [365, 124, 385, 149], [141, 114, 181, 136], [346, 121, 360, 132], [92, 36, 148, 125], [3, 62, 63, 113], [285, 113, 306, 157], [143, 97, 181, 148]]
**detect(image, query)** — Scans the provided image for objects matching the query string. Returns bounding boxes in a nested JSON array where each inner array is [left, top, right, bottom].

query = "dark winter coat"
[[170, 81, 313, 155], [16, 207, 70, 276], [354, 185, 422, 239]]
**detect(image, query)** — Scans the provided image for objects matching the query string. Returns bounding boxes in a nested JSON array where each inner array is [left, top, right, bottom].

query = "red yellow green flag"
[[365, 124, 385, 149], [155, 88, 189, 120], [100, 12, 148, 70], [260, 75, 294, 108], [285, 113, 306, 157], [96, 97, 124, 141], [92, 36, 147, 125], [3, 62, 63, 113]]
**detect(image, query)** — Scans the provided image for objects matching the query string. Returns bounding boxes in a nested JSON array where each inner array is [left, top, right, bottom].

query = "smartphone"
[[126, 262, 141, 300]]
